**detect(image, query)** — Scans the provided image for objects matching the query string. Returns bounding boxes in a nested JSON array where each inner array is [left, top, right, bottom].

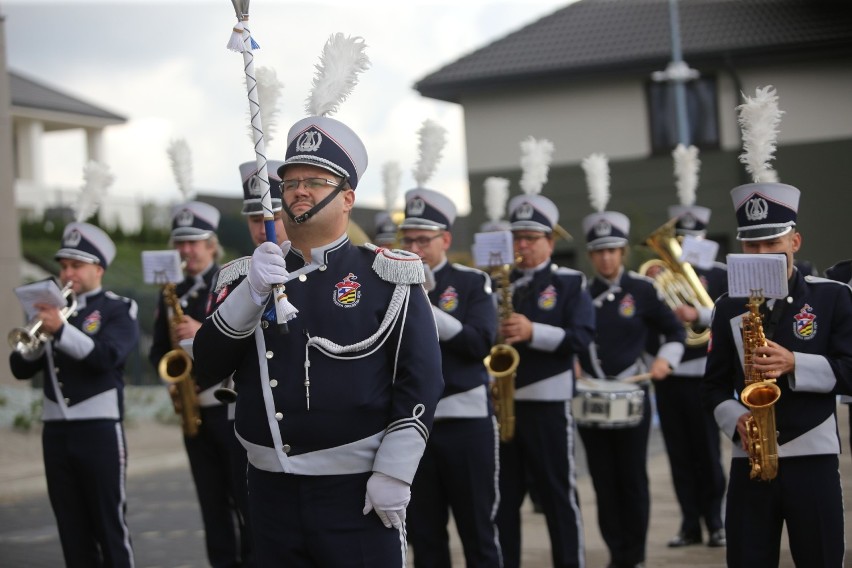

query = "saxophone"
[[158, 282, 201, 438], [739, 290, 780, 481], [484, 261, 520, 443]]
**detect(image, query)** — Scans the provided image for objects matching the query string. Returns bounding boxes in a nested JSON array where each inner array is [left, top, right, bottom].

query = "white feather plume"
[[519, 136, 554, 195], [382, 161, 402, 212], [75, 161, 114, 223], [737, 85, 783, 183], [672, 144, 700, 206], [306, 33, 370, 117], [249, 66, 284, 145], [582, 153, 610, 213], [167, 138, 193, 200], [412, 119, 447, 187], [483, 177, 510, 222]]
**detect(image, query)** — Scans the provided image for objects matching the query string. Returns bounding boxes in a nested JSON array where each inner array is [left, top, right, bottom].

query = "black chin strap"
[[282, 176, 349, 224]]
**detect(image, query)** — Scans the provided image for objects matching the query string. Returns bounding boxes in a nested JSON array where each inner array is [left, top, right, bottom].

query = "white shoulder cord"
[[301, 284, 411, 409]]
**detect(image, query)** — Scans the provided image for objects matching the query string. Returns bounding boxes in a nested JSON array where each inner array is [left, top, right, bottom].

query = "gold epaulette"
[[364, 243, 425, 285]]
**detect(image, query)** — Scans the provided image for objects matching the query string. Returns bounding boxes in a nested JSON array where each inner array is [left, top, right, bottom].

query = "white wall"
[[461, 60, 852, 174]]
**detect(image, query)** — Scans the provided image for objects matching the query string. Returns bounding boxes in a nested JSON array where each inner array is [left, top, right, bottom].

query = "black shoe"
[[707, 528, 726, 547], [668, 532, 702, 547]]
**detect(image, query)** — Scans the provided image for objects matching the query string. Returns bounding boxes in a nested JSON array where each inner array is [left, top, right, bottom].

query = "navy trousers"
[[43, 420, 134, 568], [248, 468, 407, 567], [407, 417, 501, 568], [496, 401, 584, 568]]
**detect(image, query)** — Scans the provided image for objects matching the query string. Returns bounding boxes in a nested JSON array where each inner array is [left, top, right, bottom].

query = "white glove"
[[247, 241, 290, 305], [362, 472, 410, 529]]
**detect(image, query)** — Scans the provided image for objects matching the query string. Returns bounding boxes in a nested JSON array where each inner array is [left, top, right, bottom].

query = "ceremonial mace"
[[227, 0, 296, 334]]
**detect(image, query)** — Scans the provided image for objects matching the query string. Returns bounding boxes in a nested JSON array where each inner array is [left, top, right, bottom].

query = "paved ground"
[[1, 386, 851, 567]]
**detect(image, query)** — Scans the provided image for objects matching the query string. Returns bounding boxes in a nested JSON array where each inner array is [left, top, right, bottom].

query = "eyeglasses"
[[512, 233, 546, 243], [400, 233, 444, 247], [280, 177, 342, 192]]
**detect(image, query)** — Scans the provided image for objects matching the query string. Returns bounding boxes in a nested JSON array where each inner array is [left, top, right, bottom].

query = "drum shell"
[[572, 378, 645, 429]]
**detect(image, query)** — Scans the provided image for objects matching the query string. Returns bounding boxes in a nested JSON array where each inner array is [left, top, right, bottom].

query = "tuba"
[[158, 282, 201, 438], [484, 259, 520, 443], [9, 281, 77, 357], [740, 290, 780, 481], [638, 219, 715, 347]]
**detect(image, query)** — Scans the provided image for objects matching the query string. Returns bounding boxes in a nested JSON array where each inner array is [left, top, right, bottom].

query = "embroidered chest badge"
[[333, 273, 362, 308], [439, 286, 458, 312], [538, 285, 557, 311], [83, 310, 102, 334], [619, 294, 636, 318], [793, 303, 817, 340]]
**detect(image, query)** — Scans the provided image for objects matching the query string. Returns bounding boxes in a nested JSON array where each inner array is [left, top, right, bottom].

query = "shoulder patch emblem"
[[538, 285, 557, 311], [439, 286, 458, 312], [619, 293, 636, 318], [793, 303, 817, 340], [333, 273, 362, 308], [83, 310, 102, 334]]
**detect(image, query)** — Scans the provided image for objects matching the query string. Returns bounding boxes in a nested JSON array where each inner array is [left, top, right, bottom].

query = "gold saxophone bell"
[[638, 219, 715, 347], [9, 281, 77, 357], [485, 258, 521, 443], [159, 282, 202, 438], [741, 290, 780, 481]]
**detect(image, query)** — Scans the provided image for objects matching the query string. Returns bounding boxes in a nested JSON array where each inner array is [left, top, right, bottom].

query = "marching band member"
[[702, 87, 852, 567], [10, 222, 139, 567], [577, 153, 685, 568], [495, 137, 595, 568], [400, 163, 501, 564], [654, 145, 727, 549], [148, 201, 247, 568], [192, 34, 443, 566], [824, 259, 852, 456]]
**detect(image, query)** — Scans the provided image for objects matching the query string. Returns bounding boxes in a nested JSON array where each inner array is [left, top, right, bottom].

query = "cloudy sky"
[[4, 0, 573, 215]]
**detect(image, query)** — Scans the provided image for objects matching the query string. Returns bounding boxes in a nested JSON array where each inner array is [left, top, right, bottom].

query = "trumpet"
[[9, 281, 77, 357]]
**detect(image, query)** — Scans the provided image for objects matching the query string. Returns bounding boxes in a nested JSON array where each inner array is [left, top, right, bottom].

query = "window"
[[646, 76, 720, 154]]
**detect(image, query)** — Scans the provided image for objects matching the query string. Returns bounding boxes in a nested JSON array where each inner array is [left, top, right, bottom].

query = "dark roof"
[[416, 0, 852, 102], [9, 70, 126, 122]]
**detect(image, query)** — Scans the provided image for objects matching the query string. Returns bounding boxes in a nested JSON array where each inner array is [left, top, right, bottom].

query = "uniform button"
[[274, 412, 283, 421], [261, 321, 269, 329], [54, 367, 60, 374], [58, 382, 64, 388], [63, 398, 70, 404], [281, 444, 291, 453], [319, 265, 327, 271], [298, 274, 307, 282], [269, 379, 278, 387], [265, 351, 273, 359]]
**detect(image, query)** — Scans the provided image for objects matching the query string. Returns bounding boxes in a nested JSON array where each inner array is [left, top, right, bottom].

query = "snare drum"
[[572, 378, 645, 429]]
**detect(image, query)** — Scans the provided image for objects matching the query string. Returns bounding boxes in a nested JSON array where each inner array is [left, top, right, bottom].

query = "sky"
[[3, 0, 575, 216]]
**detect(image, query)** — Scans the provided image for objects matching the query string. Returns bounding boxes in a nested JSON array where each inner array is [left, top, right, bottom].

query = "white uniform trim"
[[211, 279, 265, 339], [515, 369, 573, 401], [431, 305, 463, 340], [790, 352, 837, 393], [529, 322, 566, 352], [54, 323, 95, 360], [434, 384, 489, 418]]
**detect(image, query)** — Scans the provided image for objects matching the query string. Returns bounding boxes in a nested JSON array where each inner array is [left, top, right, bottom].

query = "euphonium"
[[740, 290, 780, 481], [9, 281, 77, 357], [484, 261, 520, 443], [638, 219, 715, 347], [158, 282, 201, 438]]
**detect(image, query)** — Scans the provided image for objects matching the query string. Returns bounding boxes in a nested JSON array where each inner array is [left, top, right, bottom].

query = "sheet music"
[[141, 250, 183, 285], [679, 235, 718, 270], [726, 253, 788, 299], [472, 231, 514, 268], [14, 280, 66, 319]]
